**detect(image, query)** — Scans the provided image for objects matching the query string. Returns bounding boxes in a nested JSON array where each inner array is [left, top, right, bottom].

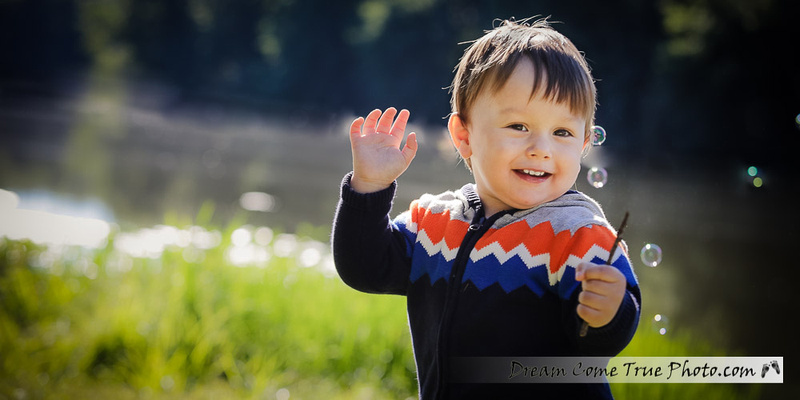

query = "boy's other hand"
[[574, 262, 626, 328], [349, 108, 418, 193]]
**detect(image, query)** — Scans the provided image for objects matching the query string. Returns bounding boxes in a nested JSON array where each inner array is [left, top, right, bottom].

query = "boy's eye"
[[507, 124, 528, 132], [554, 129, 574, 137]]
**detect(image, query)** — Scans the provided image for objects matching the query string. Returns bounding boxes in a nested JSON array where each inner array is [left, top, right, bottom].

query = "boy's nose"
[[526, 136, 552, 159]]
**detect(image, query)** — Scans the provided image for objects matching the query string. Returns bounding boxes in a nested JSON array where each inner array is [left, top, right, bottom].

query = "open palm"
[[349, 107, 418, 193]]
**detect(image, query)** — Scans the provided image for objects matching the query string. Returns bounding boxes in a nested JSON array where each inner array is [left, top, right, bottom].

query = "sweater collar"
[[456, 185, 605, 228]]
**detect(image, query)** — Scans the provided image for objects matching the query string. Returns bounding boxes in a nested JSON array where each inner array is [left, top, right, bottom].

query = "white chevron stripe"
[[416, 230, 459, 261], [469, 242, 550, 270], [394, 213, 418, 234], [403, 220, 418, 234], [554, 244, 626, 284], [417, 233, 628, 286]]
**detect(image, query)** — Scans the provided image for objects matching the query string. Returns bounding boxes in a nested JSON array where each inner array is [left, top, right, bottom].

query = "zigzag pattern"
[[401, 207, 633, 297]]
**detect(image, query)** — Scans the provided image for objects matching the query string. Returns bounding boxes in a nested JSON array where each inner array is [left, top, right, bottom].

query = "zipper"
[[433, 208, 510, 399]]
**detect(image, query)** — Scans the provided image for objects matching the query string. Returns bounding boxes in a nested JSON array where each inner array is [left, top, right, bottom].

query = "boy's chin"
[[513, 192, 570, 210]]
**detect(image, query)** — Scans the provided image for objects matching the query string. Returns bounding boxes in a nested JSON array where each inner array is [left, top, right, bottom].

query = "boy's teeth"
[[522, 169, 546, 177]]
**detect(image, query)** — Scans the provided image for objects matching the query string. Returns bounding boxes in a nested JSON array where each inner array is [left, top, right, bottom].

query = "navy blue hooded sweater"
[[332, 173, 641, 399]]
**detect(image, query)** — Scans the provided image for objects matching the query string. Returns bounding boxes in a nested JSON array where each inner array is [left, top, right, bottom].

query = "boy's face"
[[449, 58, 588, 216]]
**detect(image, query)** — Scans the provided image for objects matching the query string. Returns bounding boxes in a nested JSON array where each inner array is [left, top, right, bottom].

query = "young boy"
[[332, 18, 640, 399]]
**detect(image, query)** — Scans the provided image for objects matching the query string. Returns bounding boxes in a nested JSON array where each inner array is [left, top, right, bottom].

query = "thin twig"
[[579, 211, 629, 337]]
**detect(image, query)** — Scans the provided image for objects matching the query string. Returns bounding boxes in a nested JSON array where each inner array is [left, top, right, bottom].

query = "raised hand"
[[349, 107, 418, 193]]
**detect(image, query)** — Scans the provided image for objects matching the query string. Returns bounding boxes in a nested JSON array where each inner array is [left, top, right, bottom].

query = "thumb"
[[574, 262, 589, 281], [402, 132, 418, 164]]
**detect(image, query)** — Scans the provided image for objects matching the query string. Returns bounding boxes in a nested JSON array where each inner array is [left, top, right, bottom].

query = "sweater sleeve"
[[331, 172, 414, 296]]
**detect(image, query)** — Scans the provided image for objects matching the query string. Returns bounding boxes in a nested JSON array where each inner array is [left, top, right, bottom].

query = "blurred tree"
[[0, 0, 88, 79], [63, 0, 132, 200], [1, 0, 797, 168], [652, 0, 797, 170]]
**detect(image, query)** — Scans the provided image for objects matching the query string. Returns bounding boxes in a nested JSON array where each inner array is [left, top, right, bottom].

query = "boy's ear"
[[581, 134, 591, 157], [448, 113, 473, 159]]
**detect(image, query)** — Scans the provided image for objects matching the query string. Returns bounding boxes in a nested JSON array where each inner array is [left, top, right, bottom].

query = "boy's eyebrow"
[[497, 105, 585, 124], [497, 106, 523, 115]]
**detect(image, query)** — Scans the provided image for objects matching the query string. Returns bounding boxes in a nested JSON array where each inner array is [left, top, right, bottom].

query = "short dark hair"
[[450, 17, 597, 140]]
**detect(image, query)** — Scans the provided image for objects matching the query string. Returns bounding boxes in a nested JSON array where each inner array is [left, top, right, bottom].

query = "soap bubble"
[[747, 166, 758, 177], [652, 314, 670, 335], [587, 167, 608, 188], [795, 113, 800, 129], [590, 125, 606, 146], [752, 177, 763, 188], [640, 243, 662, 267]]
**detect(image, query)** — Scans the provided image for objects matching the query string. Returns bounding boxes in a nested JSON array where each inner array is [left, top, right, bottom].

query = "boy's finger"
[[576, 304, 602, 324], [578, 264, 623, 283], [349, 117, 365, 138], [402, 132, 418, 163], [390, 109, 410, 138], [363, 109, 382, 135], [581, 279, 618, 297], [376, 107, 397, 134], [578, 290, 603, 308]]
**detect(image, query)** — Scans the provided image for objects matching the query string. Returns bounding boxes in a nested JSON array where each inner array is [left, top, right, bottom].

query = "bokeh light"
[[653, 314, 670, 335], [239, 192, 277, 212]]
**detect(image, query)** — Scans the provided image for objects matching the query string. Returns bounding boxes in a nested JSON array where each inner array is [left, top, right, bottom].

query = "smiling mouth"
[[518, 169, 551, 178]]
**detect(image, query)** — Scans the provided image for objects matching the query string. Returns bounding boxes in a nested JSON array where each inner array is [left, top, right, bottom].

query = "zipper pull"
[[468, 215, 485, 232]]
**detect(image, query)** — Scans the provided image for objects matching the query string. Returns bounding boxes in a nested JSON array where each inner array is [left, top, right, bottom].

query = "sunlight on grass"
[[0, 217, 763, 399], [0, 223, 416, 399]]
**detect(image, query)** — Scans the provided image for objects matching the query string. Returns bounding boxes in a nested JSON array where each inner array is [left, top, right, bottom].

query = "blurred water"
[[0, 188, 112, 248]]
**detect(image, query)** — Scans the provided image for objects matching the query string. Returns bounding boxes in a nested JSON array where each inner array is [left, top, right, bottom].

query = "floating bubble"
[[640, 243, 662, 267], [747, 166, 758, 177], [796, 113, 800, 128], [752, 177, 763, 188], [590, 125, 606, 146], [652, 314, 670, 335], [587, 167, 608, 188]]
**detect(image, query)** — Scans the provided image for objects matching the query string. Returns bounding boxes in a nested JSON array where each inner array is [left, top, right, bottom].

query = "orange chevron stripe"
[[411, 203, 623, 274], [412, 206, 470, 250], [571, 225, 617, 255], [474, 221, 619, 273]]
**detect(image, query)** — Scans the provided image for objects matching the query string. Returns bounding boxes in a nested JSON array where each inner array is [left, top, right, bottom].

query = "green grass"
[[0, 226, 416, 400], [610, 328, 761, 399], [0, 221, 763, 399]]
